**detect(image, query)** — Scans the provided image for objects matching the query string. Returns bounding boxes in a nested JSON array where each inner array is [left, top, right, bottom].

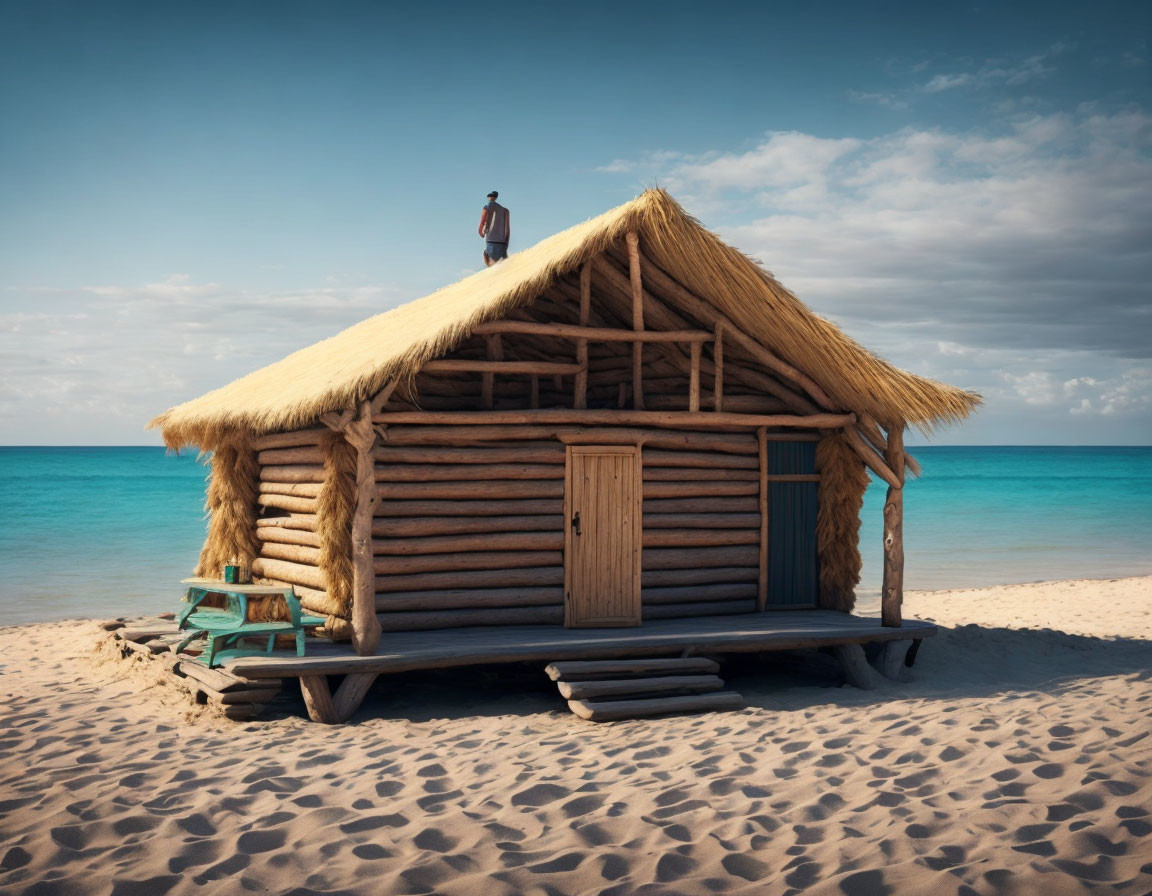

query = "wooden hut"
[[150, 189, 979, 722]]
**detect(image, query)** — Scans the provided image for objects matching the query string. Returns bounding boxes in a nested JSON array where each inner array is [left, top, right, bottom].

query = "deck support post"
[[877, 639, 912, 680], [832, 644, 876, 690], [881, 425, 906, 628], [757, 426, 769, 611], [626, 231, 645, 409], [347, 401, 383, 655], [299, 672, 380, 724]]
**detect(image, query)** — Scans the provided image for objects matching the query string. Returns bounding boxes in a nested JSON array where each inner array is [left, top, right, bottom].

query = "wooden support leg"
[[878, 639, 912, 681], [300, 675, 338, 723], [832, 644, 876, 690], [881, 426, 906, 627], [300, 672, 379, 724]]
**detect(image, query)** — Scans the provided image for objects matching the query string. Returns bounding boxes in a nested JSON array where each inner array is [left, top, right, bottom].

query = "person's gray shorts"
[[485, 241, 508, 261]]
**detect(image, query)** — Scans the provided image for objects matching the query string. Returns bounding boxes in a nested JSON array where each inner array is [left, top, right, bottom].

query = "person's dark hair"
[[487, 191, 498, 199]]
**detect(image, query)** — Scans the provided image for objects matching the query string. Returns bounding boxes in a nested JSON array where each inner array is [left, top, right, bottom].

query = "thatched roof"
[[151, 189, 979, 449]]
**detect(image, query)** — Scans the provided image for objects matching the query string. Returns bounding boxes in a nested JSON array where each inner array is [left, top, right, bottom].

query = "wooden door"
[[564, 445, 642, 627]]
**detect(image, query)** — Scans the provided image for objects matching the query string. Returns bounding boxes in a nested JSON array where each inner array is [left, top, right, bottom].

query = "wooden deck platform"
[[221, 611, 935, 680]]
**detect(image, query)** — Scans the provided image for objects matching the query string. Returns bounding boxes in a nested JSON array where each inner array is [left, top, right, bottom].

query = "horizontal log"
[[644, 497, 759, 514], [257, 493, 318, 513], [373, 531, 563, 555], [643, 546, 760, 570], [374, 551, 563, 576], [642, 583, 759, 605], [568, 691, 746, 721], [557, 674, 724, 700], [380, 425, 760, 454], [642, 566, 759, 587], [375, 499, 563, 517], [471, 320, 714, 343], [374, 445, 565, 465], [422, 360, 582, 376], [375, 463, 562, 482], [376, 605, 564, 631], [256, 527, 322, 548], [642, 449, 758, 470], [374, 409, 855, 430], [375, 587, 563, 612], [643, 467, 759, 482], [643, 529, 759, 548], [292, 584, 335, 616], [261, 541, 322, 565], [376, 567, 564, 592], [256, 513, 317, 530], [253, 428, 326, 451], [258, 446, 324, 466], [379, 480, 563, 501], [258, 481, 323, 498], [176, 658, 278, 694], [259, 464, 325, 483], [373, 515, 563, 538], [643, 599, 757, 619], [252, 558, 325, 591], [643, 512, 761, 529], [643, 480, 760, 498], [545, 657, 720, 680]]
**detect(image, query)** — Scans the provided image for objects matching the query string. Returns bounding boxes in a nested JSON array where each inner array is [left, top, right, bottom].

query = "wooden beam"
[[842, 426, 903, 490], [713, 322, 724, 413], [636, 252, 839, 412], [757, 426, 768, 611], [299, 672, 380, 724], [346, 401, 383, 656], [626, 231, 645, 410], [373, 408, 854, 429], [369, 380, 398, 415], [860, 413, 922, 478], [472, 320, 712, 343], [421, 360, 581, 376], [575, 262, 589, 409], [688, 342, 701, 412], [482, 335, 502, 410], [881, 425, 906, 627]]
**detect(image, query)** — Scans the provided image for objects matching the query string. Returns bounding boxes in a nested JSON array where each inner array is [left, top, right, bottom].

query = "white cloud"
[[600, 109, 1152, 441], [0, 278, 405, 442]]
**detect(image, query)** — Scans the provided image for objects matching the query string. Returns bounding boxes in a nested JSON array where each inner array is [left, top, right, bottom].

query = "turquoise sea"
[[0, 446, 1149, 626]]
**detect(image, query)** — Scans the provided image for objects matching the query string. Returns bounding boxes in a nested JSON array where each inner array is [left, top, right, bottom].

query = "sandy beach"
[[2, 576, 1150, 895]]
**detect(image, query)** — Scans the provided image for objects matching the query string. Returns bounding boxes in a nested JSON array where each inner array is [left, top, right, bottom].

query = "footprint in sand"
[[511, 783, 570, 807], [413, 828, 459, 852], [236, 829, 286, 854], [722, 853, 770, 882], [656, 852, 696, 882]]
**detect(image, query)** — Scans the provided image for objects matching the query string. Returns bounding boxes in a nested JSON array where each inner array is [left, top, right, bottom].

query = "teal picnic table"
[[177, 578, 327, 668]]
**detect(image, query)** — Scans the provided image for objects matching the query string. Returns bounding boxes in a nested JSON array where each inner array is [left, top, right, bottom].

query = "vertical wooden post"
[[575, 260, 591, 409], [346, 400, 382, 655], [626, 232, 645, 410], [483, 334, 502, 410], [881, 424, 905, 627], [757, 426, 769, 611], [713, 322, 725, 412], [688, 342, 701, 412]]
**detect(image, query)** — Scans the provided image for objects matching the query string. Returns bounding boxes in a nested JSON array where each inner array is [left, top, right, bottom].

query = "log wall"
[[246, 422, 833, 633], [250, 428, 339, 619]]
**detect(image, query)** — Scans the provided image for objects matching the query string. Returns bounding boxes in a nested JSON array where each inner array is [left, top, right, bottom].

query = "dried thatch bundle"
[[149, 189, 979, 451], [815, 432, 870, 612], [315, 429, 355, 618]]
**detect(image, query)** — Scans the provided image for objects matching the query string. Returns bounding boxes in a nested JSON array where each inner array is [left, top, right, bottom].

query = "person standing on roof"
[[478, 191, 510, 266]]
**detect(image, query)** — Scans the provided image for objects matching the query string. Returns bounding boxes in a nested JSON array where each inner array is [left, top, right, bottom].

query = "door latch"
[[571, 511, 582, 535]]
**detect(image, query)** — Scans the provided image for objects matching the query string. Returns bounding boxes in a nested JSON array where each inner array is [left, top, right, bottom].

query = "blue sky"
[[1, 0, 1149, 444]]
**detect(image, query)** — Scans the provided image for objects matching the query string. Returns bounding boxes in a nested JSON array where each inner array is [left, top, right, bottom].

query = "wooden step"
[[568, 691, 746, 722], [545, 657, 719, 681], [557, 674, 725, 700]]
